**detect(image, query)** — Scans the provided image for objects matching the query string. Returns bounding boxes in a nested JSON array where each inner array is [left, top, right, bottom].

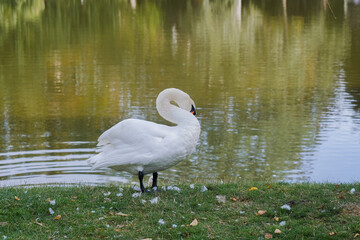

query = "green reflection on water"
[[0, 0, 358, 185]]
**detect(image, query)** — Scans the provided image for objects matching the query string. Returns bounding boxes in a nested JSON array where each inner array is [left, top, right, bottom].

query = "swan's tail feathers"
[[87, 154, 101, 169]]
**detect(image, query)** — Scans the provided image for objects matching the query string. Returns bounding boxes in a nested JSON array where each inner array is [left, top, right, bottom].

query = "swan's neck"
[[156, 90, 196, 126]]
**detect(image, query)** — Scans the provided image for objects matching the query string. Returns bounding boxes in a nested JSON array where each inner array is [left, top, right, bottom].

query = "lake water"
[[0, 0, 360, 186]]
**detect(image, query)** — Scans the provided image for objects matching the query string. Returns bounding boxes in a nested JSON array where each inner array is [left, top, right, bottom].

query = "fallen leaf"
[[216, 195, 226, 203], [249, 187, 258, 191], [354, 233, 359, 238], [53, 215, 61, 220], [141, 238, 152, 240], [150, 197, 159, 204], [49, 208, 55, 215], [256, 210, 267, 215], [273, 217, 280, 221], [116, 212, 129, 217], [230, 197, 238, 202], [34, 221, 43, 227], [264, 233, 273, 239], [280, 204, 291, 210], [0, 222, 7, 226], [274, 229, 282, 234], [45, 198, 51, 202], [132, 192, 141, 198], [14, 196, 20, 201], [190, 219, 198, 226], [329, 232, 337, 236], [201, 186, 208, 192], [267, 184, 273, 189]]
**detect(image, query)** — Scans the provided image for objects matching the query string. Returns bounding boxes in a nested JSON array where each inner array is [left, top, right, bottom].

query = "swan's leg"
[[138, 171, 146, 193], [152, 172, 158, 189]]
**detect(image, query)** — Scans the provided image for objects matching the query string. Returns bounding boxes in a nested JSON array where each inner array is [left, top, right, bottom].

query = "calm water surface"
[[0, 0, 360, 186]]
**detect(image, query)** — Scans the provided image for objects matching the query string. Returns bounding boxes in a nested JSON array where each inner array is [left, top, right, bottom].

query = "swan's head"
[[156, 88, 197, 123], [175, 93, 196, 116]]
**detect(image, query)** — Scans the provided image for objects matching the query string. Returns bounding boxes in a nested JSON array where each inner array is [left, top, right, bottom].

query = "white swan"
[[88, 88, 201, 193]]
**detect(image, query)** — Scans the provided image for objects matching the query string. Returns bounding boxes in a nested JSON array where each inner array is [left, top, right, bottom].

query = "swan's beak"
[[190, 105, 196, 115]]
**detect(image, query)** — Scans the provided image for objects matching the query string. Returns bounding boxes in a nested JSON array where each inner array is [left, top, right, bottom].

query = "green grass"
[[0, 182, 359, 239]]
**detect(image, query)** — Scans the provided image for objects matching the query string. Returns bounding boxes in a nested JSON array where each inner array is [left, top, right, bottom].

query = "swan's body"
[[88, 88, 200, 192]]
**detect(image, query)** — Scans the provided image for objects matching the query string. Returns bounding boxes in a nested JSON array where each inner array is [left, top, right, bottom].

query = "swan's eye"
[[190, 105, 196, 115]]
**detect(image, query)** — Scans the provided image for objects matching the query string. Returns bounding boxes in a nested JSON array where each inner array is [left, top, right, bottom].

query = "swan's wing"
[[88, 119, 174, 170], [97, 119, 172, 147]]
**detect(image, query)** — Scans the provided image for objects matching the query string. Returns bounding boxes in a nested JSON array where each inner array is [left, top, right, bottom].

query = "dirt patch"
[[341, 203, 360, 216]]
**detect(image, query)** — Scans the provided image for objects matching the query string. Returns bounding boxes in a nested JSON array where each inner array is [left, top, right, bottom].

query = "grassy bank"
[[0, 182, 359, 239]]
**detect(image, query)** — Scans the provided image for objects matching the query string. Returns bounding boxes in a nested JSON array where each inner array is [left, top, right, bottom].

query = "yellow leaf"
[[354, 233, 359, 238], [230, 197, 238, 202], [249, 187, 258, 191], [264, 233, 273, 239], [273, 217, 280, 221], [267, 184, 273, 189], [53, 215, 61, 220], [14, 196, 20, 201], [190, 219, 198, 226], [274, 229, 282, 234], [115, 212, 129, 217], [256, 210, 267, 215], [115, 228, 121, 232], [45, 198, 51, 202]]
